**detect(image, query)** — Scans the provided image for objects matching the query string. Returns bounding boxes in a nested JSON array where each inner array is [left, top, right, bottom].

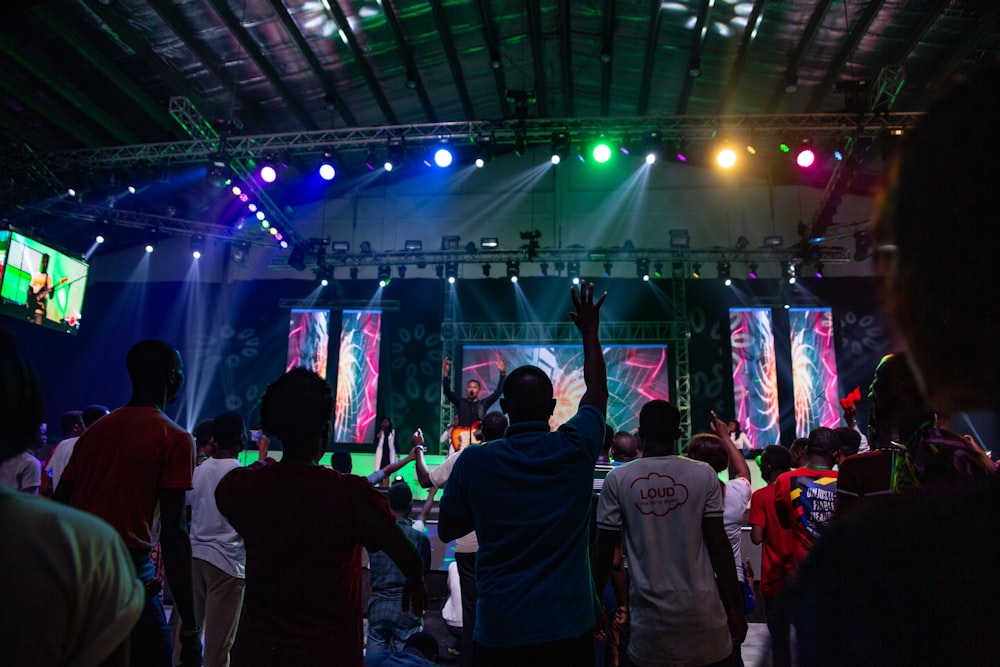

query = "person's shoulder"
[[751, 483, 775, 501]]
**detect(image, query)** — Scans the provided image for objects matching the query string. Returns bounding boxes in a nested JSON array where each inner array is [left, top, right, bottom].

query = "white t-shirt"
[[189, 457, 245, 578], [724, 477, 752, 581], [0, 451, 41, 493], [46, 437, 79, 491], [597, 455, 732, 667], [429, 448, 479, 554], [441, 561, 462, 628], [0, 486, 144, 666]]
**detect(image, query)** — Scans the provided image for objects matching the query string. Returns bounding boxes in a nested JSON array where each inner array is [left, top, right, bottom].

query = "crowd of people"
[[2, 62, 999, 667]]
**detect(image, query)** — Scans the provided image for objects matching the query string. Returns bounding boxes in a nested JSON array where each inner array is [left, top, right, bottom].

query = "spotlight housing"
[[567, 261, 581, 285], [506, 260, 520, 283], [318, 151, 337, 181], [377, 265, 392, 287], [636, 258, 650, 281], [550, 131, 570, 165], [190, 236, 205, 260]]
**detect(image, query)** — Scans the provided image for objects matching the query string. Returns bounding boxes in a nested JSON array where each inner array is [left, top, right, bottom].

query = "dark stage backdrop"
[[11, 275, 897, 451]]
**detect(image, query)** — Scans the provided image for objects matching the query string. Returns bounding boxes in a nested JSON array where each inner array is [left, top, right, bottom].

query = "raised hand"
[[569, 282, 607, 334], [496, 355, 506, 374], [709, 410, 729, 439], [442, 355, 451, 378]]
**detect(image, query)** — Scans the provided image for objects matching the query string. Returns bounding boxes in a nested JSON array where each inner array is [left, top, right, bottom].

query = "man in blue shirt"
[[439, 282, 608, 666]]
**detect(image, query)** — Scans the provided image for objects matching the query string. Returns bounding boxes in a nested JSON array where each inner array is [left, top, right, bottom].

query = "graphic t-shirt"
[[774, 466, 838, 566], [748, 483, 796, 598]]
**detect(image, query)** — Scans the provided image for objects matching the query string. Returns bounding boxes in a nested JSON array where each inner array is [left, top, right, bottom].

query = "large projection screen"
[[462, 344, 670, 433]]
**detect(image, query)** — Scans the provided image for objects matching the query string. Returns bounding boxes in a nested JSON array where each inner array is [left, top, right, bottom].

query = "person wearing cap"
[[367, 481, 432, 655]]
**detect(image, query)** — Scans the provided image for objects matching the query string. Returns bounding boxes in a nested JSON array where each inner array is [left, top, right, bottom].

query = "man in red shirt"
[[55, 339, 201, 667], [749, 445, 796, 667], [216, 368, 427, 667]]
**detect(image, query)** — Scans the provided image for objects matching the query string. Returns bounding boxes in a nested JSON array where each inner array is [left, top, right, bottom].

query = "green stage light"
[[593, 142, 612, 163]]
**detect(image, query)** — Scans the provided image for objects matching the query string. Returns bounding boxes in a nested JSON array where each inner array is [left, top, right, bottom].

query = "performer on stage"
[[373, 417, 397, 487], [26, 254, 53, 325], [442, 354, 505, 449]]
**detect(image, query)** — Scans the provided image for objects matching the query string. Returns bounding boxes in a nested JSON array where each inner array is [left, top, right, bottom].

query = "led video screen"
[[0, 231, 89, 334], [461, 344, 670, 433]]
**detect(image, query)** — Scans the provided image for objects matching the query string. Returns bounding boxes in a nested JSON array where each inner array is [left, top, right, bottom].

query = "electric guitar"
[[450, 420, 482, 452], [26, 276, 69, 311]]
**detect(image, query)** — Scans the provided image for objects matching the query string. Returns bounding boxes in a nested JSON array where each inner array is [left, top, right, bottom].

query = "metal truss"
[[438, 281, 460, 455], [442, 321, 684, 344], [671, 262, 692, 447], [31, 111, 925, 171]]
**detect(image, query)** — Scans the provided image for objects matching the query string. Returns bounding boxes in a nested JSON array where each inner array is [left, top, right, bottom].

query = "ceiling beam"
[[0, 34, 140, 144], [32, 6, 185, 140], [381, 0, 436, 122], [886, 0, 952, 67], [923, 3, 1000, 97], [526, 0, 548, 117], [476, 0, 509, 118], [765, 0, 835, 113], [675, 0, 714, 116], [428, 0, 475, 120], [263, 0, 357, 126], [557, 0, 574, 118], [143, 0, 266, 128], [321, 0, 398, 125], [716, 0, 769, 115], [637, 0, 663, 115], [0, 61, 113, 147], [0, 108, 54, 151], [599, 0, 615, 117], [805, 0, 887, 113], [204, 0, 317, 130]]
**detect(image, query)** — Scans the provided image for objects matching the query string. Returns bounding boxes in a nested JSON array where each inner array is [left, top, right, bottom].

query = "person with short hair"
[[54, 339, 201, 667], [367, 481, 432, 655], [611, 431, 639, 463], [215, 367, 427, 667], [177, 411, 249, 667], [439, 283, 608, 666], [442, 354, 506, 449], [593, 399, 747, 666], [748, 445, 796, 667], [41, 411, 84, 496]]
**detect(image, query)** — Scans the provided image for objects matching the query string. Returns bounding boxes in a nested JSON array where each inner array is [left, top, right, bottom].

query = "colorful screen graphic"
[[334, 310, 382, 443], [790, 308, 840, 437], [0, 231, 89, 334], [729, 308, 780, 449], [287, 309, 330, 379], [461, 344, 670, 433]]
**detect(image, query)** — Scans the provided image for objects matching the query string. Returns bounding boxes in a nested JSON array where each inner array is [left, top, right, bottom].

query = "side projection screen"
[[0, 231, 89, 334]]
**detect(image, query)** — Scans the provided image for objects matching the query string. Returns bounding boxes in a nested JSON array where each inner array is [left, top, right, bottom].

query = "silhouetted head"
[[0, 329, 44, 463], [789, 437, 809, 468], [611, 431, 639, 462], [81, 405, 109, 428], [330, 450, 352, 474], [126, 339, 184, 404], [386, 480, 413, 515], [499, 365, 555, 424], [868, 352, 934, 449], [637, 400, 682, 457], [806, 427, 839, 464], [834, 427, 862, 462], [875, 61, 1000, 414], [212, 411, 246, 455], [60, 411, 83, 438], [687, 433, 728, 472], [480, 411, 509, 441], [759, 444, 792, 483], [261, 367, 334, 463], [380, 416, 393, 431]]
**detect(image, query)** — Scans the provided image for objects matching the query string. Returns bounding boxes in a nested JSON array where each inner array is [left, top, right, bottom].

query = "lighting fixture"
[[688, 57, 702, 78], [567, 261, 581, 285], [445, 262, 458, 283], [592, 139, 612, 164], [318, 151, 337, 181], [636, 258, 650, 281], [397, 265, 407, 279], [795, 142, 816, 169], [669, 230, 690, 249], [317, 266, 333, 287], [207, 153, 231, 188], [784, 71, 800, 94], [404, 240, 422, 251], [550, 131, 570, 165], [475, 132, 495, 168], [736, 236, 750, 250], [331, 241, 350, 253], [360, 241, 373, 255], [259, 157, 278, 183], [480, 237, 499, 249], [782, 261, 797, 284], [385, 137, 404, 172], [365, 147, 379, 170], [377, 265, 392, 287], [748, 262, 759, 279], [190, 236, 205, 260], [441, 235, 460, 251], [514, 129, 527, 156], [288, 244, 309, 272], [603, 262, 613, 278], [814, 262, 825, 279], [653, 262, 663, 278], [433, 141, 454, 168], [716, 145, 737, 169], [506, 260, 520, 283], [539, 262, 549, 277], [481, 263, 492, 277], [718, 261, 732, 286], [763, 236, 784, 247], [692, 263, 702, 279], [644, 130, 663, 165]]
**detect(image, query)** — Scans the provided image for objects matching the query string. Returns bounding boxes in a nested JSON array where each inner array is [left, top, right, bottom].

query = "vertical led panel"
[[287, 309, 330, 378], [789, 307, 840, 437], [462, 345, 669, 433], [729, 308, 780, 449], [334, 309, 382, 443]]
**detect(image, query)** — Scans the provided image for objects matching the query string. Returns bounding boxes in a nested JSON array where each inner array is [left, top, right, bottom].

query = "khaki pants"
[[173, 558, 245, 667]]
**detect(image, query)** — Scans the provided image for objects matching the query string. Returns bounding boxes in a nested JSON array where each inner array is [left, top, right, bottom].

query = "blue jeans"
[[130, 550, 172, 667]]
